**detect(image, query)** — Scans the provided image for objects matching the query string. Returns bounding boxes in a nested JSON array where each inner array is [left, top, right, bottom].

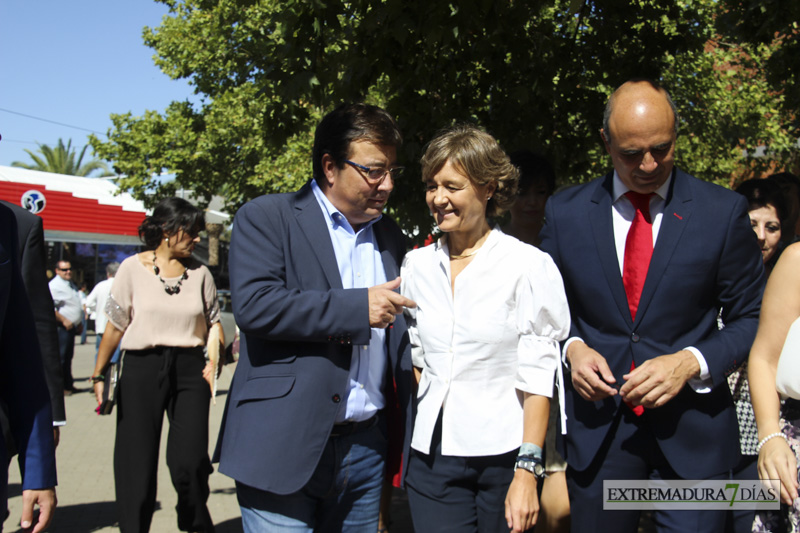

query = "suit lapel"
[[373, 217, 405, 375], [293, 182, 343, 289], [634, 169, 693, 326], [374, 220, 400, 280], [589, 174, 633, 325]]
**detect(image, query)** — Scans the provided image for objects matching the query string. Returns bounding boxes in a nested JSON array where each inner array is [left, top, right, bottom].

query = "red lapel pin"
[[673, 212, 683, 220]]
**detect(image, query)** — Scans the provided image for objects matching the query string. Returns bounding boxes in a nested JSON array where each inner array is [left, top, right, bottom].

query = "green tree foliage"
[[716, 1, 800, 143], [13, 138, 110, 177], [91, 0, 800, 236], [665, 35, 800, 187]]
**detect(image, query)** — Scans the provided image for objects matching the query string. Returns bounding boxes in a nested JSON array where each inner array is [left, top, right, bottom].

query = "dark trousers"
[[406, 412, 518, 533], [56, 325, 75, 390], [566, 407, 727, 533], [114, 347, 214, 533], [725, 454, 758, 533]]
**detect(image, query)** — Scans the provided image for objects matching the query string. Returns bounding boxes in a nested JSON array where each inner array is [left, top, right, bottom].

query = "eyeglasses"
[[344, 160, 404, 185], [57, 267, 72, 272]]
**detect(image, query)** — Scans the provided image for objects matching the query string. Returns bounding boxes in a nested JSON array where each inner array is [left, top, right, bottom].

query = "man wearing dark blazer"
[[539, 80, 764, 532], [0, 203, 57, 532], [215, 103, 415, 532], [0, 201, 66, 441]]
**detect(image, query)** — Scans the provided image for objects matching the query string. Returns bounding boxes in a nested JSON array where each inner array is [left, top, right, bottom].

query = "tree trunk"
[[206, 222, 222, 266]]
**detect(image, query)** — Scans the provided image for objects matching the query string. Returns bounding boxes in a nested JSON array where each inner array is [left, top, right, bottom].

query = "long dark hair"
[[138, 197, 205, 250]]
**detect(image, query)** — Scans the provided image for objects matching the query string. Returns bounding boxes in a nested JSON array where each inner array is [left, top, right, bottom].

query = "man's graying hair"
[[106, 262, 120, 277], [602, 79, 679, 143]]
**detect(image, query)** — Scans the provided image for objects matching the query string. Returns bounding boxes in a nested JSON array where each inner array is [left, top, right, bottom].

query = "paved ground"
[[5, 336, 414, 532]]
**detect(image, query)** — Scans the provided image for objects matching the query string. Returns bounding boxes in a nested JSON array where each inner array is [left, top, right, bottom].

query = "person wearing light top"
[[726, 178, 788, 532], [49, 259, 83, 394], [85, 261, 121, 363], [91, 197, 223, 533], [401, 124, 571, 533]]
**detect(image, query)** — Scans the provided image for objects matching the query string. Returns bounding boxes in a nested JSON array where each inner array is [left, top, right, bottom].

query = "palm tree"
[[11, 138, 110, 177]]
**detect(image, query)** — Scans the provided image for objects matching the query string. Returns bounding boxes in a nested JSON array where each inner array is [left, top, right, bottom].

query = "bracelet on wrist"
[[91, 374, 104, 384], [757, 432, 789, 453], [518, 442, 543, 461]]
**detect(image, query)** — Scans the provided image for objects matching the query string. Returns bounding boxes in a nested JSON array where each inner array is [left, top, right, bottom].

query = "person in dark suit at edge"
[[0, 200, 66, 446], [0, 202, 57, 533], [214, 103, 416, 532], [539, 79, 764, 532]]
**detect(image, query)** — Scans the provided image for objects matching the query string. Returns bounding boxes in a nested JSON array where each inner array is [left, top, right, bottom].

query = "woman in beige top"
[[92, 197, 223, 533]]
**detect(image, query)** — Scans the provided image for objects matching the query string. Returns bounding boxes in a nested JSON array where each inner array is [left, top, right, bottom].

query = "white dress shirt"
[[86, 278, 114, 335], [563, 171, 711, 390], [401, 228, 570, 457], [49, 275, 83, 325]]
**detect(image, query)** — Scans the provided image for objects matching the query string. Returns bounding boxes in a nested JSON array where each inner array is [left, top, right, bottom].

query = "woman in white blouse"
[[749, 242, 800, 532], [401, 124, 570, 533]]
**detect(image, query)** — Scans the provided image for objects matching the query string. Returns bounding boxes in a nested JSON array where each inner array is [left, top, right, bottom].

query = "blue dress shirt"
[[311, 180, 388, 423]]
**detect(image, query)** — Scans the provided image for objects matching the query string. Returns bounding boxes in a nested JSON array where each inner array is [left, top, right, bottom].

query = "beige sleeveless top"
[[105, 254, 220, 350]]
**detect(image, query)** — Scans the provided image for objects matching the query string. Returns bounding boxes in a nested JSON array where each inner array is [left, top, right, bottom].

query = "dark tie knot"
[[625, 191, 654, 222]]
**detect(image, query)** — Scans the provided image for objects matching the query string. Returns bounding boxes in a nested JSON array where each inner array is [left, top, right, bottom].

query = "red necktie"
[[623, 191, 654, 320], [622, 191, 654, 416]]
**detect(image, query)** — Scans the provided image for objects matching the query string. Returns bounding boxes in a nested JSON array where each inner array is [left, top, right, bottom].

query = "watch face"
[[516, 458, 545, 478]]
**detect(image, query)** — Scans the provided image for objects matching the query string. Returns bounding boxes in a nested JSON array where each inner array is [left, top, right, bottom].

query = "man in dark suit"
[[215, 103, 415, 532], [0, 200, 66, 443], [539, 80, 764, 532], [0, 203, 57, 532]]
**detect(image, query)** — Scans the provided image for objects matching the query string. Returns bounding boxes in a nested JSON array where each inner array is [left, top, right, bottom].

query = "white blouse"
[[401, 228, 570, 457]]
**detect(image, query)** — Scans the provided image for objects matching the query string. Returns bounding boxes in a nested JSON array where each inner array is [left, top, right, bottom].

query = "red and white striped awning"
[[0, 166, 149, 245]]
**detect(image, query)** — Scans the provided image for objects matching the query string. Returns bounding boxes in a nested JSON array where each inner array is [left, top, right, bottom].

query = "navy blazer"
[[214, 182, 413, 494], [0, 203, 57, 509], [539, 169, 764, 479], [1, 200, 65, 424]]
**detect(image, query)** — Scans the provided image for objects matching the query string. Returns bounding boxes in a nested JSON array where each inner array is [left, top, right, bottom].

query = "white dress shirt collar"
[[432, 224, 503, 273], [611, 170, 672, 204], [310, 179, 382, 233]]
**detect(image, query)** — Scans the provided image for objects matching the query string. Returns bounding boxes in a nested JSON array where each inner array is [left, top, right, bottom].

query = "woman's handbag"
[[98, 356, 122, 415], [776, 317, 800, 400]]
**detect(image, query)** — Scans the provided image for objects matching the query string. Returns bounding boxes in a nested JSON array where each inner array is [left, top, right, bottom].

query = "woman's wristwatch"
[[514, 456, 546, 480], [91, 374, 105, 384]]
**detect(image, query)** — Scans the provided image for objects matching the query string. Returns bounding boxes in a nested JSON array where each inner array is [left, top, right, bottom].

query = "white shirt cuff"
[[564, 339, 711, 393], [562, 337, 584, 369], [684, 346, 712, 393], [411, 346, 425, 369]]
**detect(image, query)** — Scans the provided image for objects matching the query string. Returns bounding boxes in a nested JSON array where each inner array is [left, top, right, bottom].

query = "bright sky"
[[0, 1, 198, 169]]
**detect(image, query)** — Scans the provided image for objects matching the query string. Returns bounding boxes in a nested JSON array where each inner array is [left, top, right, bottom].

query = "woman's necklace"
[[449, 248, 480, 260], [448, 230, 489, 260], [152, 251, 187, 295]]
